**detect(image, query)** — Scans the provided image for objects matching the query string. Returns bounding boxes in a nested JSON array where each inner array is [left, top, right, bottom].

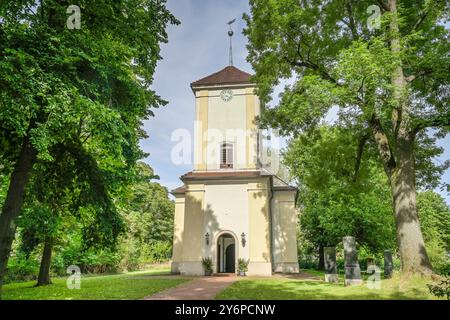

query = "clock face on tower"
[[220, 89, 233, 102]]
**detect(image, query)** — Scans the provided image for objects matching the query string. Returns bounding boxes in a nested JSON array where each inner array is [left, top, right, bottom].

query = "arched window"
[[220, 143, 233, 168]]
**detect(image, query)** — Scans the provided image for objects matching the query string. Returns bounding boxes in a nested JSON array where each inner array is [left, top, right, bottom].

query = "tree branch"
[[352, 132, 370, 182], [289, 58, 339, 85], [344, 0, 359, 40], [370, 115, 396, 177], [376, 0, 390, 12], [408, 11, 429, 34], [413, 113, 450, 134], [405, 69, 434, 83], [283, 31, 340, 86]]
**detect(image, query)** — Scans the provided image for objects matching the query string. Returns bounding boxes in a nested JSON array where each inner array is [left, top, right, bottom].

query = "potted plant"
[[201, 257, 213, 276], [237, 258, 249, 276]]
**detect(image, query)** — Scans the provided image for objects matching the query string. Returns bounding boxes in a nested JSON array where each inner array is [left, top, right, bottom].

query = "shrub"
[[237, 258, 249, 273], [146, 241, 172, 263], [427, 276, 450, 300], [4, 252, 40, 283], [79, 249, 121, 274], [425, 238, 449, 276], [299, 259, 317, 270], [119, 240, 172, 271], [201, 257, 213, 273], [51, 239, 84, 276]]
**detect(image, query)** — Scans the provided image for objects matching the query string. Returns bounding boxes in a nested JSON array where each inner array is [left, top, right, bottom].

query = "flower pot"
[[238, 271, 246, 276], [205, 270, 212, 276]]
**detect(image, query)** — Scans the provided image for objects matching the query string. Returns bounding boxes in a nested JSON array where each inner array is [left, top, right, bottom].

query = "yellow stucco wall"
[[172, 178, 299, 276], [272, 191, 298, 263], [175, 82, 298, 275], [247, 179, 271, 262], [172, 195, 185, 264], [193, 85, 259, 171], [206, 88, 247, 170], [194, 90, 208, 170], [181, 184, 205, 261], [203, 183, 249, 267], [245, 87, 257, 169]]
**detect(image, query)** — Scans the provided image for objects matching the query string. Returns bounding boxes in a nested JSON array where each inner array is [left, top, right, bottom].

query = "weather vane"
[[227, 18, 236, 66]]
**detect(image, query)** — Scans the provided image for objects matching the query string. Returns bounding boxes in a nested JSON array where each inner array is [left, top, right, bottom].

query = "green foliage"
[[427, 276, 450, 300], [286, 126, 396, 258], [4, 162, 175, 281], [244, 0, 449, 273], [417, 191, 450, 249], [246, 0, 449, 187], [1, 1, 180, 160], [78, 249, 121, 274], [237, 259, 249, 273], [245, 0, 449, 123], [297, 234, 318, 269], [417, 191, 450, 275], [117, 162, 174, 271], [119, 240, 172, 271], [6, 226, 119, 282], [0, 1, 178, 286], [3, 252, 40, 283], [201, 257, 213, 272], [18, 205, 58, 257]]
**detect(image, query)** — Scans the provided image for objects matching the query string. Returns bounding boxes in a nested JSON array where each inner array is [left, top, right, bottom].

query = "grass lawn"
[[216, 269, 441, 300], [2, 267, 189, 300]]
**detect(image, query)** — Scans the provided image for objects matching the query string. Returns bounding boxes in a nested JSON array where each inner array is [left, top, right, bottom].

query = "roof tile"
[[191, 66, 252, 87]]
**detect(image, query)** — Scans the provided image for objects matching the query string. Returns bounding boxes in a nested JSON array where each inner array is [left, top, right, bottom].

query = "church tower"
[[191, 66, 260, 171], [170, 26, 299, 276]]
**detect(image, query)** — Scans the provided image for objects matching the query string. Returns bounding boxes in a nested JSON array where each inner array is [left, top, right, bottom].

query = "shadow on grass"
[[2, 271, 188, 300], [216, 278, 433, 300]]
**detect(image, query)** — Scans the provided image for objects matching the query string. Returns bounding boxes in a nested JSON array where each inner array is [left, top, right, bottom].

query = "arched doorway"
[[216, 233, 236, 273]]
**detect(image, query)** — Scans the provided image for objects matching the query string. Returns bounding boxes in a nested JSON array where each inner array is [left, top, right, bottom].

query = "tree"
[[0, 0, 179, 295], [417, 191, 450, 274], [285, 126, 396, 267], [19, 204, 60, 286], [18, 143, 126, 286], [244, 0, 449, 274], [117, 162, 175, 270]]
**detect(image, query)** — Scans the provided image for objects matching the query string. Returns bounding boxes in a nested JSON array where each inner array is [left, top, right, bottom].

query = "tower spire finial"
[[227, 18, 236, 66]]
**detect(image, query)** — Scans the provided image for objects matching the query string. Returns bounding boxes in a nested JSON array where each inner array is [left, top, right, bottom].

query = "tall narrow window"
[[220, 143, 233, 168]]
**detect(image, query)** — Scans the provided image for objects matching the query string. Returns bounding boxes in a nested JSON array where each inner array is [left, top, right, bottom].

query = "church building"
[[170, 63, 300, 276]]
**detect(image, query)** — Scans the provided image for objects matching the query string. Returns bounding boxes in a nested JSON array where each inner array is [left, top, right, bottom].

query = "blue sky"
[[140, 0, 450, 204]]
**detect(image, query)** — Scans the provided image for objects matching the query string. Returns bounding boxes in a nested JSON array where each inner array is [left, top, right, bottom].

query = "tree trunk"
[[391, 138, 432, 275], [0, 136, 36, 297], [382, 0, 432, 276], [318, 245, 325, 270], [36, 236, 54, 286]]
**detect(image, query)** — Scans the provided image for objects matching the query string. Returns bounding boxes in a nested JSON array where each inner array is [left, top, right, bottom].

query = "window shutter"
[[220, 143, 233, 168], [226, 145, 233, 165]]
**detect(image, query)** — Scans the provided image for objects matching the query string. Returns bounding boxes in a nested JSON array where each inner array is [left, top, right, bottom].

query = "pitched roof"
[[191, 66, 253, 88], [171, 185, 186, 195]]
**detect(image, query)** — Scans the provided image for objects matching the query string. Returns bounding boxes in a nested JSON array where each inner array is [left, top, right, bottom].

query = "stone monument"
[[324, 246, 338, 283], [384, 250, 393, 278], [343, 236, 363, 286]]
